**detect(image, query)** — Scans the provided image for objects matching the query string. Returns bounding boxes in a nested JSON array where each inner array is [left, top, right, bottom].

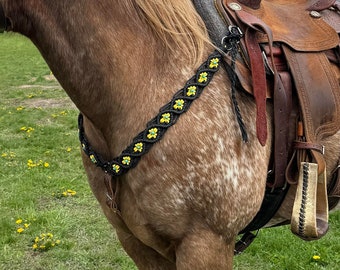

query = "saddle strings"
[[221, 26, 249, 142]]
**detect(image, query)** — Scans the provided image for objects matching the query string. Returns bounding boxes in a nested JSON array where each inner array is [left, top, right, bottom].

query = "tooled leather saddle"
[[194, 0, 340, 251]]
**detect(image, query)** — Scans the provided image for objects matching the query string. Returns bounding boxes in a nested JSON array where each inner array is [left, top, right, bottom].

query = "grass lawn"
[[0, 33, 339, 269]]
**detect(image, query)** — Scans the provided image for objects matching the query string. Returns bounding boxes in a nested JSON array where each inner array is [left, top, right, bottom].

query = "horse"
[[0, 0, 339, 269]]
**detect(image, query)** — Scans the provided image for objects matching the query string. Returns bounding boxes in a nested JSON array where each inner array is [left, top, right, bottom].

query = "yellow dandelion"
[[27, 159, 36, 168], [17, 228, 24, 233], [32, 244, 38, 250], [66, 147, 72, 152], [43, 162, 50, 168], [24, 223, 30, 228], [26, 127, 34, 133], [16, 219, 23, 224], [67, 189, 76, 196], [313, 255, 321, 260]]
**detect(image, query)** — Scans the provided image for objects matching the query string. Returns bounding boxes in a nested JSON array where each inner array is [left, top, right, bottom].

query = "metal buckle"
[[221, 26, 243, 51], [261, 50, 274, 75], [321, 145, 325, 155]]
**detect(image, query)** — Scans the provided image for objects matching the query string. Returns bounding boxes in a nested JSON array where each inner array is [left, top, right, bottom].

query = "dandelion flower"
[[16, 219, 23, 224], [66, 189, 76, 196], [313, 255, 321, 260], [17, 228, 24, 233], [43, 162, 50, 168]]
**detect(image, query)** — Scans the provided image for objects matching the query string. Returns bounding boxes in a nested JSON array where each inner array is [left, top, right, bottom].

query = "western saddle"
[[195, 0, 340, 251]]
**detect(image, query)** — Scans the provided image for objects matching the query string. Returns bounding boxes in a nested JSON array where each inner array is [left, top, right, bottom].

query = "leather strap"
[[307, 0, 336, 11], [293, 141, 325, 155], [244, 28, 267, 145], [271, 69, 292, 189], [234, 232, 257, 255], [237, 0, 261, 9], [232, 9, 294, 188], [103, 174, 134, 235], [230, 8, 276, 146], [104, 173, 121, 213]]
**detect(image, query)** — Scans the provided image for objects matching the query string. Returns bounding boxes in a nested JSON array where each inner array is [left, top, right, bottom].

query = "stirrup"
[[291, 162, 329, 240]]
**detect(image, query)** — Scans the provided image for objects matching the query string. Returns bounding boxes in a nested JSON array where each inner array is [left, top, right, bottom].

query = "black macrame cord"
[[221, 26, 248, 142], [79, 27, 246, 177]]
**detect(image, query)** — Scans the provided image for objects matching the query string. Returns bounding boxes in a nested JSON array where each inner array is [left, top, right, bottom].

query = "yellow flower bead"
[[147, 128, 158, 139], [160, 113, 171, 124], [209, 58, 219, 69], [134, 143, 143, 153], [173, 99, 185, 110], [198, 72, 208, 83]]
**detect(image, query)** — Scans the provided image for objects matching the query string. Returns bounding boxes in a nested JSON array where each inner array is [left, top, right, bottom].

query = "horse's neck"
[[6, 0, 209, 156], [28, 3, 199, 155], [28, 3, 166, 123]]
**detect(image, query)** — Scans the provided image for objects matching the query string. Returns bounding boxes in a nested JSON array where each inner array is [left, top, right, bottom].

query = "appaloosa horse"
[[0, 0, 339, 269]]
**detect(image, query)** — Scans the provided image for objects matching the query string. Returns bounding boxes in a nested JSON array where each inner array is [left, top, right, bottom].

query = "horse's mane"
[[130, 0, 212, 66]]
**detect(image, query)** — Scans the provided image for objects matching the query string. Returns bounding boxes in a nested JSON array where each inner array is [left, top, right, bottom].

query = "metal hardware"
[[228, 2, 242, 11], [310, 10, 321, 18]]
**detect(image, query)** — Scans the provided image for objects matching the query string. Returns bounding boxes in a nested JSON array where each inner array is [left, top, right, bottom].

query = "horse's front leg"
[[176, 227, 234, 270], [117, 229, 176, 270], [82, 153, 176, 269]]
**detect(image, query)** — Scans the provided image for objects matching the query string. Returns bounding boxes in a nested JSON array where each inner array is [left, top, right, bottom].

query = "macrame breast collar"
[[78, 26, 244, 179]]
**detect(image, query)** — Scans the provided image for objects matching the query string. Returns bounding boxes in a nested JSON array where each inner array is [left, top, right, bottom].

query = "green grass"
[[0, 33, 339, 269], [0, 33, 136, 270]]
